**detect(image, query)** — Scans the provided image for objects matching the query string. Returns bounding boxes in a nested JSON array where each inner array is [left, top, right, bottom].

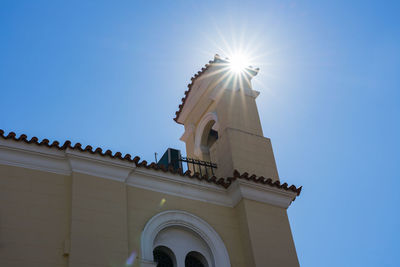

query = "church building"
[[0, 55, 302, 267]]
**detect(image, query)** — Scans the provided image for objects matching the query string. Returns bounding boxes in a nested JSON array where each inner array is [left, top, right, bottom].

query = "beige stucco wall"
[[68, 173, 129, 267], [0, 164, 71, 267], [0, 163, 298, 267], [236, 199, 300, 267]]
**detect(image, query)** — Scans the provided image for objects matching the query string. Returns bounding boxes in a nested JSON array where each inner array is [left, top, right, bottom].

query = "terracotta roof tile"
[[0, 129, 301, 196], [230, 170, 302, 196], [173, 58, 217, 124]]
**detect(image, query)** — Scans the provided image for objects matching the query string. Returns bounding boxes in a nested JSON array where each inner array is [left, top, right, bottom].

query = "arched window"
[[153, 246, 176, 267], [185, 251, 208, 267], [152, 226, 211, 267], [141, 210, 231, 267]]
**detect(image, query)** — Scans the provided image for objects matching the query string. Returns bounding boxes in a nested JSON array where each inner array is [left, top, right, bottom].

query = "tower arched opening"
[[199, 120, 218, 163]]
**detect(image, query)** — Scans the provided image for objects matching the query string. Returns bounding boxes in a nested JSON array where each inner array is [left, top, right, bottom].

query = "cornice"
[[229, 180, 298, 208], [128, 168, 232, 206], [180, 123, 195, 142], [0, 131, 300, 209], [66, 148, 135, 182], [0, 138, 70, 175]]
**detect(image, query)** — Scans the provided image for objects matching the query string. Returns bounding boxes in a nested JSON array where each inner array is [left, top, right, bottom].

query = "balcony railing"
[[172, 156, 217, 177]]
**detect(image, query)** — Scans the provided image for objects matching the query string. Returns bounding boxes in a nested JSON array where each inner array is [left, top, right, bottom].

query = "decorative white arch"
[[194, 112, 219, 157], [141, 210, 231, 267]]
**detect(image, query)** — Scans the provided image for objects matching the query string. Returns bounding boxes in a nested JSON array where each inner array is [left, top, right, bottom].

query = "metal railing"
[[172, 156, 217, 177]]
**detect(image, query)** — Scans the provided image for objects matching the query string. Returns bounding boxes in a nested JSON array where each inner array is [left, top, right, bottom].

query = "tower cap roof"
[[174, 54, 259, 124]]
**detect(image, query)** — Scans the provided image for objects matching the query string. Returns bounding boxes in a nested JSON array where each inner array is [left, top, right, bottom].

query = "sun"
[[228, 53, 251, 73]]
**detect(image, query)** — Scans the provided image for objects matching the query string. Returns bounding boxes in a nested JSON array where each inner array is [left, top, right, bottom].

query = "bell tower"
[[176, 54, 279, 180]]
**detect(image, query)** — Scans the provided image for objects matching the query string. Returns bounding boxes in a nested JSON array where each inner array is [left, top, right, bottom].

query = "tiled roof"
[[230, 170, 302, 196], [173, 57, 217, 124], [0, 129, 301, 196]]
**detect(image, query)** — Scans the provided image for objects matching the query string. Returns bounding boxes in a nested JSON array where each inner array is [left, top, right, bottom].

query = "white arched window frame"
[[141, 210, 231, 267], [194, 112, 219, 158]]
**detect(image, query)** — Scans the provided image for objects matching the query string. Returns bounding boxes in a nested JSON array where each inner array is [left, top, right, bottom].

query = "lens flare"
[[125, 251, 136, 266], [159, 198, 166, 207]]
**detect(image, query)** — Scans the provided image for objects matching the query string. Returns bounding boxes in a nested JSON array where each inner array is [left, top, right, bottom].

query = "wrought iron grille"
[[172, 156, 217, 177]]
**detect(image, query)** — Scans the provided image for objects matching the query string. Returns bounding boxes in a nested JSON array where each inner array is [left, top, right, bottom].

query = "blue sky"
[[1, 1, 399, 266]]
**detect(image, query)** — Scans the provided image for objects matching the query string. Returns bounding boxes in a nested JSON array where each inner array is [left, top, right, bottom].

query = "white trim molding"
[[245, 89, 260, 98], [228, 180, 298, 208], [180, 123, 195, 142], [0, 138, 71, 175], [0, 137, 297, 209], [66, 148, 135, 182], [141, 210, 231, 267], [127, 168, 232, 206]]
